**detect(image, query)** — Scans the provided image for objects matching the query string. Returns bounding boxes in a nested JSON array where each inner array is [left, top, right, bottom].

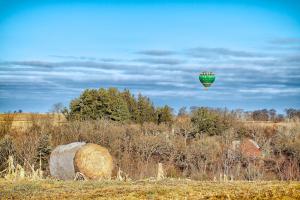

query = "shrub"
[[191, 107, 233, 136]]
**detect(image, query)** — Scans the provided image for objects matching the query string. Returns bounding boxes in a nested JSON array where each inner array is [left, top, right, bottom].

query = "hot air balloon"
[[199, 72, 215, 89]]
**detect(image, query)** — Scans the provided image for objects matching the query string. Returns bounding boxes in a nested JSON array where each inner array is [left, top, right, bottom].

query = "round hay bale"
[[50, 142, 86, 180], [240, 139, 261, 158], [74, 143, 113, 180]]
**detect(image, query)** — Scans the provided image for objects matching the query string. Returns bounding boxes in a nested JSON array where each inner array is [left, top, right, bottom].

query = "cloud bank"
[[1, 41, 300, 112]]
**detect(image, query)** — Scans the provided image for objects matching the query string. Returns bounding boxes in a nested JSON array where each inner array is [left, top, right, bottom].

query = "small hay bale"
[[50, 142, 86, 180], [74, 143, 113, 180], [240, 139, 261, 158]]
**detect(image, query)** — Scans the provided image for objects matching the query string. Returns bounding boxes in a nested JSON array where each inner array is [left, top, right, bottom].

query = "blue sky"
[[0, 0, 300, 113]]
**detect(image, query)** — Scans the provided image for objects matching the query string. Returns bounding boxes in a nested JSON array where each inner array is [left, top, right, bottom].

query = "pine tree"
[[67, 88, 159, 122], [156, 105, 173, 124], [121, 89, 138, 121], [137, 94, 156, 124], [106, 88, 130, 121], [35, 133, 52, 170]]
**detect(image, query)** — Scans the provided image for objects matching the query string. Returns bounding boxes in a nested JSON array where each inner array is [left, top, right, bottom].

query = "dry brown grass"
[[0, 113, 65, 121], [0, 179, 299, 199], [0, 113, 66, 130], [2, 113, 291, 130], [1, 115, 300, 181]]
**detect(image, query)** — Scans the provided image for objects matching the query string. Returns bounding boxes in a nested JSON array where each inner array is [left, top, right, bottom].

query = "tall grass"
[[0, 115, 299, 181]]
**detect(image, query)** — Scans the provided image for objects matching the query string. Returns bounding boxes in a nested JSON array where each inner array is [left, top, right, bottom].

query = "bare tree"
[[50, 103, 64, 114]]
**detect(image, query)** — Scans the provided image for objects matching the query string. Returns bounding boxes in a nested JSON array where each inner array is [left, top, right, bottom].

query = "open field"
[[0, 179, 299, 200], [0, 113, 66, 129], [0, 113, 292, 130]]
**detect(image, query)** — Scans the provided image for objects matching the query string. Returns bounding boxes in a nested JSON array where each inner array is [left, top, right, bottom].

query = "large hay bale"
[[74, 143, 113, 180], [50, 142, 113, 180], [50, 142, 86, 180]]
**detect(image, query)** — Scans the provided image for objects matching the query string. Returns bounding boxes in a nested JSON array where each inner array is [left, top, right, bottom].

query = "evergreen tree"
[[156, 105, 173, 124], [68, 87, 130, 121], [106, 88, 130, 121], [69, 89, 102, 120], [35, 133, 52, 170], [121, 89, 138, 121], [191, 107, 229, 136], [66, 87, 174, 123], [136, 94, 156, 124]]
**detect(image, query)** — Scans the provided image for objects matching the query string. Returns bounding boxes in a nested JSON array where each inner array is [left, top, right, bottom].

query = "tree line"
[[63, 88, 173, 124], [61, 87, 300, 124]]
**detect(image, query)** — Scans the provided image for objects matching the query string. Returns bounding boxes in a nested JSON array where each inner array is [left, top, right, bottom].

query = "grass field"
[[0, 113, 66, 129], [0, 112, 291, 130], [0, 179, 299, 200]]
